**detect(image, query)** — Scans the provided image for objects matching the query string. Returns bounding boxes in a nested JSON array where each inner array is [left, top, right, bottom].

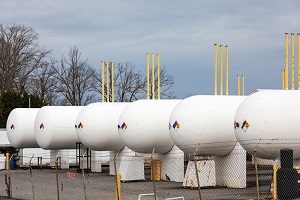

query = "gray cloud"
[[1, 0, 300, 97]]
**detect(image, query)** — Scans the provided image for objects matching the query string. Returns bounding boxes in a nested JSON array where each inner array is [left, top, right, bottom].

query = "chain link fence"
[[0, 144, 300, 199]]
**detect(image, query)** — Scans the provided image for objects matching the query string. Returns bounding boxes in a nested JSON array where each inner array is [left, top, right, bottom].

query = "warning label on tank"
[[118, 122, 127, 131], [241, 120, 250, 132], [76, 122, 83, 129], [170, 121, 180, 131], [39, 123, 44, 130]]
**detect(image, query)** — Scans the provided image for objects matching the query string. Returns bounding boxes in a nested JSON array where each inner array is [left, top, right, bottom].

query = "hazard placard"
[[67, 172, 76, 179]]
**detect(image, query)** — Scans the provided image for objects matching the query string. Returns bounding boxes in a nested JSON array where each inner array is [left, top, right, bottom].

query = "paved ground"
[[0, 166, 271, 200]]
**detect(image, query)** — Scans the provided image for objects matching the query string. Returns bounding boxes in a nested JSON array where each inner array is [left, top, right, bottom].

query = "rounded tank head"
[[118, 99, 181, 154], [170, 95, 245, 156], [76, 102, 128, 151], [34, 106, 83, 150], [6, 108, 40, 148], [235, 90, 300, 159]]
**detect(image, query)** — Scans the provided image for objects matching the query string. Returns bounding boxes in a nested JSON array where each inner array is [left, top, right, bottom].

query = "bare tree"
[[147, 66, 176, 99], [29, 59, 57, 105], [53, 46, 97, 106], [0, 24, 50, 93], [114, 62, 145, 102], [94, 62, 175, 102]]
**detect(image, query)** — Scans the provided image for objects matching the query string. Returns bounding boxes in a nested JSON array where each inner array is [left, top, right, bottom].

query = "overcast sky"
[[1, 1, 300, 98]]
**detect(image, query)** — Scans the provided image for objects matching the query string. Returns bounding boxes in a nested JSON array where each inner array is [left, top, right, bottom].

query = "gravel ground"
[[0, 167, 270, 200]]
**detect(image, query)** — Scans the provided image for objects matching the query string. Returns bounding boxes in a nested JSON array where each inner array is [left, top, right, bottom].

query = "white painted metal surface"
[[6, 108, 40, 148], [0, 155, 6, 170], [34, 106, 83, 149], [183, 160, 216, 187], [170, 95, 245, 156], [235, 89, 300, 159], [76, 102, 128, 151], [119, 100, 181, 154], [0, 129, 10, 147], [19, 148, 50, 167], [153, 145, 185, 182]]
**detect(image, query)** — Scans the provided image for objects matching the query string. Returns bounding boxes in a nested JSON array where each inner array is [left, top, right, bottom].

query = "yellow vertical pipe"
[[106, 61, 110, 102], [298, 33, 300, 90], [214, 44, 218, 95], [283, 68, 286, 90], [112, 62, 115, 102], [285, 33, 289, 90], [273, 163, 278, 200], [291, 33, 295, 90], [225, 45, 229, 95], [220, 45, 223, 95], [237, 75, 240, 96], [281, 69, 285, 90], [101, 61, 105, 102], [152, 53, 155, 99], [146, 53, 150, 99], [157, 53, 161, 99], [115, 172, 121, 200], [6, 152, 9, 170], [242, 75, 245, 96]]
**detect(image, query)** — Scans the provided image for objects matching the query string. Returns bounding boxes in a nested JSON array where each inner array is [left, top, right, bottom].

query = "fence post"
[[151, 147, 158, 200], [254, 149, 260, 200], [115, 172, 121, 200], [81, 151, 88, 200], [55, 157, 60, 200], [114, 148, 122, 200], [273, 162, 278, 199], [29, 155, 36, 200], [5, 152, 11, 198], [194, 145, 202, 200]]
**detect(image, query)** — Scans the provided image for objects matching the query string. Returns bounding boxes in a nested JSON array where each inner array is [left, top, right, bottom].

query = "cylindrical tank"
[[6, 108, 40, 148], [76, 102, 129, 151], [119, 100, 181, 154], [234, 90, 300, 159], [170, 95, 245, 156], [34, 106, 83, 150]]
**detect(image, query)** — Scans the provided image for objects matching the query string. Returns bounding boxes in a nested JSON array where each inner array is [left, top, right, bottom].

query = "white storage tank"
[[234, 90, 300, 159], [170, 95, 245, 156], [6, 108, 40, 148], [34, 106, 83, 149], [76, 102, 129, 151], [119, 99, 181, 154]]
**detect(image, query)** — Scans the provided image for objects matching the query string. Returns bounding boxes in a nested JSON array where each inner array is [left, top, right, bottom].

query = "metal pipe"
[[225, 45, 229, 95], [152, 53, 155, 99], [220, 45, 223, 95], [254, 150, 260, 200], [112, 62, 115, 102], [237, 75, 240, 96], [146, 53, 150, 99], [106, 61, 110, 102], [281, 69, 285, 90], [214, 44, 218, 95], [285, 33, 289, 90], [242, 75, 245, 96], [298, 33, 300, 90], [291, 33, 295, 90], [157, 53, 161, 99], [55, 157, 60, 200], [283, 68, 286, 90], [101, 61, 105, 102], [113, 148, 122, 200], [273, 162, 278, 199]]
